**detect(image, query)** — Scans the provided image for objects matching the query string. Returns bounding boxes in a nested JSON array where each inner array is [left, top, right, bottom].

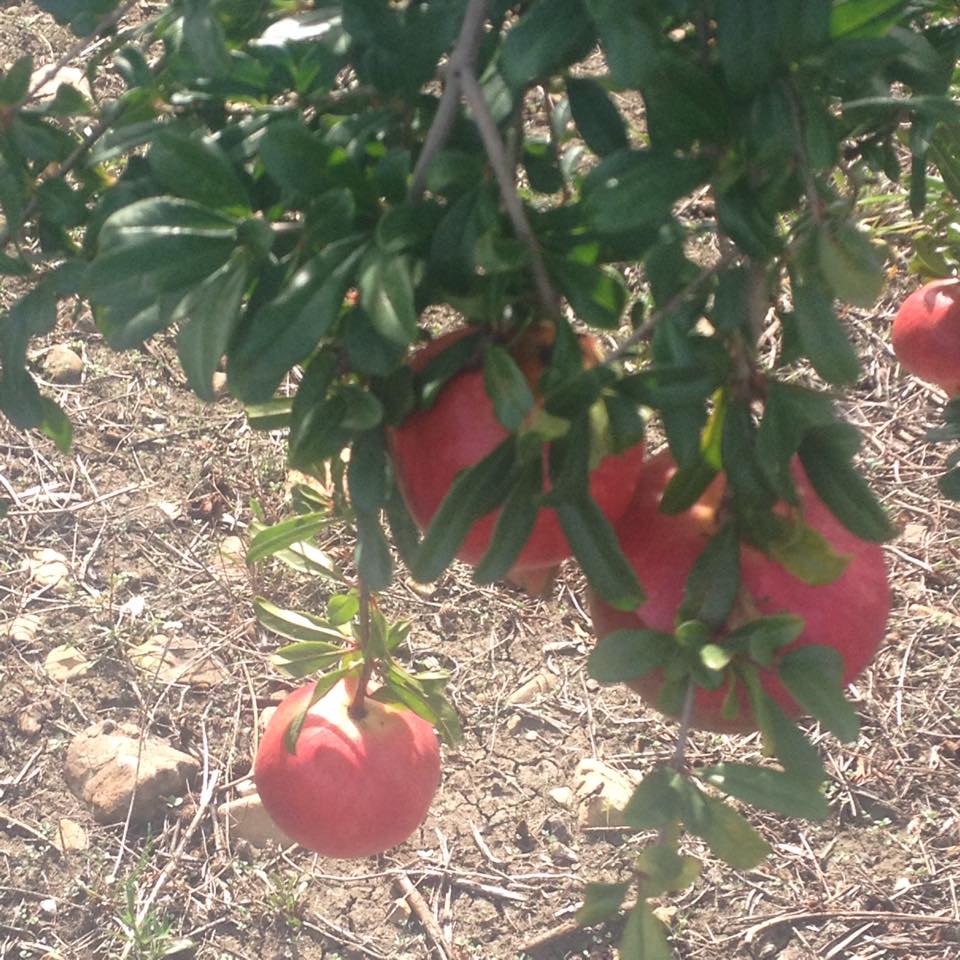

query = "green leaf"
[[938, 467, 960, 500], [621, 767, 681, 831], [355, 509, 393, 591], [684, 788, 772, 870], [183, 0, 230, 78], [229, 235, 368, 403], [566, 77, 628, 157], [830, 0, 908, 39], [724, 614, 805, 666], [411, 438, 518, 582], [254, 597, 350, 645], [288, 355, 348, 468], [176, 255, 250, 401], [791, 273, 861, 385], [679, 522, 740, 630], [271, 640, 348, 679], [575, 881, 631, 927], [246, 513, 330, 563], [83, 199, 238, 307], [768, 516, 850, 585], [660, 457, 717, 515], [500, 0, 595, 90], [697, 763, 830, 820], [779, 645, 860, 742], [557, 496, 644, 610], [619, 902, 672, 960], [585, 0, 659, 89], [816, 223, 886, 307], [0, 55, 33, 106], [473, 456, 541, 584], [327, 592, 360, 627], [583, 151, 712, 235], [483, 346, 534, 432], [547, 256, 628, 330], [634, 844, 701, 897], [148, 130, 251, 213], [358, 249, 417, 346], [348, 430, 388, 513], [244, 398, 292, 432], [798, 427, 895, 542], [753, 691, 826, 782], [283, 666, 358, 753], [588, 629, 675, 683], [39, 396, 73, 452], [716, 0, 780, 96]]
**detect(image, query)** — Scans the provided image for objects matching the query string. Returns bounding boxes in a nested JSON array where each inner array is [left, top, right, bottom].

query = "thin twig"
[[460, 70, 560, 316], [408, 0, 490, 201], [392, 871, 453, 960], [607, 256, 734, 363]]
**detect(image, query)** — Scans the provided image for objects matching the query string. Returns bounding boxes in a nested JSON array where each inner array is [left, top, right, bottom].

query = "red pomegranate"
[[891, 278, 960, 394]]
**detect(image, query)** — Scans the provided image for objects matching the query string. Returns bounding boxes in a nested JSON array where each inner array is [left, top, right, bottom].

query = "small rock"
[[506, 671, 559, 705], [44, 644, 92, 682], [26, 549, 70, 591], [128, 635, 228, 688], [574, 759, 637, 830], [42, 345, 83, 384], [17, 708, 43, 737], [29, 65, 92, 102], [653, 905, 677, 925], [52, 817, 88, 852], [548, 786, 574, 808], [39, 898, 57, 916], [218, 790, 295, 848], [6, 614, 41, 644], [211, 371, 229, 399], [64, 720, 199, 824]]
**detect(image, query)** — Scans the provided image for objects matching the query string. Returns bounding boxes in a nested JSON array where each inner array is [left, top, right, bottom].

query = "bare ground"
[[2, 5, 960, 959]]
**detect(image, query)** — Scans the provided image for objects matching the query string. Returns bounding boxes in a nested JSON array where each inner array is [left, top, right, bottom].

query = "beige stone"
[[44, 644, 91, 682], [42, 345, 83, 384], [211, 371, 229, 399], [52, 818, 89, 852], [26, 549, 70, 591], [574, 759, 637, 830], [218, 790, 295, 848], [64, 720, 199, 824], [128, 635, 228, 688]]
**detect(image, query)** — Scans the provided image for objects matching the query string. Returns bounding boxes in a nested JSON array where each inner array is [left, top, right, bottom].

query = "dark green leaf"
[[698, 763, 830, 820], [229, 236, 367, 403], [566, 77, 628, 157], [588, 629, 675, 683], [176, 255, 250, 401], [619, 902, 671, 960], [634, 844, 700, 897], [725, 614, 805, 665], [358, 250, 417, 346], [348, 430, 388, 513], [779, 645, 860, 742], [483, 346, 534, 432], [39, 396, 73, 452], [585, 0, 659, 88], [473, 456, 541, 584], [817, 223, 886, 307], [716, 0, 780, 96], [500, 0, 595, 90], [557, 496, 644, 610], [752, 690, 826, 781], [355, 509, 393, 591], [798, 427, 895, 542], [575, 882, 631, 927], [583, 151, 711, 235], [523, 140, 564, 194], [0, 55, 33, 106], [411, 438, 518, 582], [547, 255, 627, 330], [148, 130, 250, 212], [622, 768, 682, 831], [678, 522, 740, 630], [327, 592, 360, 627], [684, 787, 772, 870], [938, 467, 960, 500], [791, 273, 861, 384]]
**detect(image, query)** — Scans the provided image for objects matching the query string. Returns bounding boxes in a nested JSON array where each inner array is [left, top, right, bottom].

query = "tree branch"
[[408, 0, 490, 201]]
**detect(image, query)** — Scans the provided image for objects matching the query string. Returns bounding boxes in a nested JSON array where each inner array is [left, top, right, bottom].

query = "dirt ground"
[[2, 4, 960, 959]]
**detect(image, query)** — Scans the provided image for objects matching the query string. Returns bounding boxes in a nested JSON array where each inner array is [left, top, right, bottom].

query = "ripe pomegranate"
[[254, 678, 441, 857], [891, 278, 960, 394], [388, 325, 646, 573], [588, 452, 889, 733]]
